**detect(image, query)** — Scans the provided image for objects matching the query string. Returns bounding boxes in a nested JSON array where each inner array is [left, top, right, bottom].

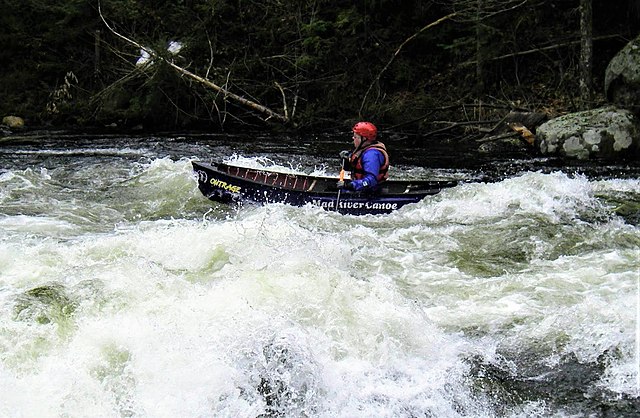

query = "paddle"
[[336, 159, 345, 211]]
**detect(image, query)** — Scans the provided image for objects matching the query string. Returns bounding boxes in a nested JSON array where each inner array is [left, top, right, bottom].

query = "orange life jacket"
[[349, 141, 389, 182]]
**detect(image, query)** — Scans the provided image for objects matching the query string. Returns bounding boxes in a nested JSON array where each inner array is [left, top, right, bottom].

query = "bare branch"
[[359, 13, 457, 116], [205, 33, 215, 79], [274, 82, 288, 120], [97, 1, 289, 124], [437, 0, 532, 22], [458, 34, 622, 66]]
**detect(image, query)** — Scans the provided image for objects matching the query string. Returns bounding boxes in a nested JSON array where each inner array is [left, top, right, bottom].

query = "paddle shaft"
[[336, 160, 345, 211]]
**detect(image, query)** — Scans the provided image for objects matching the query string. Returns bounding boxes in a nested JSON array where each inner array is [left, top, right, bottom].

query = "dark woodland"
[[1, 0, 639, 136]]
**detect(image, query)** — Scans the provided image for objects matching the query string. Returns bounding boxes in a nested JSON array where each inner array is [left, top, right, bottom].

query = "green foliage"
[[335, 7, 361, 35]]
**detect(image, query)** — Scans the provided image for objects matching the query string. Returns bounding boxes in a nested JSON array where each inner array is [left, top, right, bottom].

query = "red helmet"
[[352, 122, 377, 140]]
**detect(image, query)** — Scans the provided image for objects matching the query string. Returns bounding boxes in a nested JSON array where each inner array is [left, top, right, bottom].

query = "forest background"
[[1, 0, 639, 136]]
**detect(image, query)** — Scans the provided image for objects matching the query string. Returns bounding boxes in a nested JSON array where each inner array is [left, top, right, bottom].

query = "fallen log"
[[98, 3, 288, 124]]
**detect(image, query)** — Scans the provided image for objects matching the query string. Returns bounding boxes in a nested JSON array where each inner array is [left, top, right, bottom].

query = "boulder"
[[536, 106, 640, 159], [2, 115, 25, 129], [605, 34, 640, 112]]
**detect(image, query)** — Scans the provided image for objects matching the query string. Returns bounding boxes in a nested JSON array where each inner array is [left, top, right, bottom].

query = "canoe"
[[192, 161, 457, 215]]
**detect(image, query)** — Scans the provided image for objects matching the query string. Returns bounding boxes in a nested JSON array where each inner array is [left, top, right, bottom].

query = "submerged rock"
[[13, 282, 77, 325]]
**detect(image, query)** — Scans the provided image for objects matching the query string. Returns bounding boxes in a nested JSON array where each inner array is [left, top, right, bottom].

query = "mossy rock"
[[536, 106, 640, 159], [605, 34, 640, 111]]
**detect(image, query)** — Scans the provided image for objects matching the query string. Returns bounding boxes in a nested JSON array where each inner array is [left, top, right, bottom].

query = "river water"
[[0, 132, 639, 417]]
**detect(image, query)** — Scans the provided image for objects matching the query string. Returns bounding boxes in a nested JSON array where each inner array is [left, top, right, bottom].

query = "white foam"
[[1, 164, 638, 415]]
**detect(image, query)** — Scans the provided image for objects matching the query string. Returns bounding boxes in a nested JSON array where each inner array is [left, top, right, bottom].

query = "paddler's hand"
[[337, 180, 353, 190], [339, 150, 351, 160]]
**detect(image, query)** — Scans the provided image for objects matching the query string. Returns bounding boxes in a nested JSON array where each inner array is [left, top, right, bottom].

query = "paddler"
[[337, 121, 390, 192]]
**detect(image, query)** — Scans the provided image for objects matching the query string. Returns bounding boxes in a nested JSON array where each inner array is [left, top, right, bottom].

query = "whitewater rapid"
[[0, 139, 639, 417]]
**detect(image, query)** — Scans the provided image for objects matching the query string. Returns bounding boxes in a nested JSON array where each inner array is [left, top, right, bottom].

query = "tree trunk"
[[475, 0, 486, 96], [94, 29, 101, 86], [579, 0, 593, 109]]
